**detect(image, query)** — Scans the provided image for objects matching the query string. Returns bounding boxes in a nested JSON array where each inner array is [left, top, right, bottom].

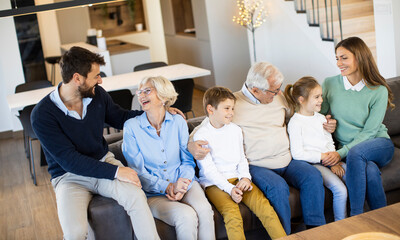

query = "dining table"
[[7, 63, 211, 116]]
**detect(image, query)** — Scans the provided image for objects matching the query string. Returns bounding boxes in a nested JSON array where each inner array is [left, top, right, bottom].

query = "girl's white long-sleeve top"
[[193, 118, 251, 195], [287, 112, 335, 163]]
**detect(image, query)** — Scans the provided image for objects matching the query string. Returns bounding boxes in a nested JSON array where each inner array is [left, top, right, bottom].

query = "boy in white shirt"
[[194, 87, 286, 240]]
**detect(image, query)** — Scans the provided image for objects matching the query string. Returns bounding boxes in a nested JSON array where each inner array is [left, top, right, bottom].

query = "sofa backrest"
[[383, 76, 400, 136]]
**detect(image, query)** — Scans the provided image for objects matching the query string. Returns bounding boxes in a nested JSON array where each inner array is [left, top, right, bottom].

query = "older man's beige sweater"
[[232, 91, 292, 169]]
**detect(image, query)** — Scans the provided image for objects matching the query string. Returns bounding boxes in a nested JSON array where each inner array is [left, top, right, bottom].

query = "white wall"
[[161, 0, 251, 92], [392, 0, 400, 75], [0, 2, 25, 132], [204, 0, 251, 92], [161, 0, 215, 89], [374, 0, 398, 78], [252, 0, 338, 87]]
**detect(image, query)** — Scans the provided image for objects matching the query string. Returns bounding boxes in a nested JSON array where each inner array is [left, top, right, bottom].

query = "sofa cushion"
[[88, 195, 134, 240], [108, 140, 127, 166], [381, 147, 400, 192], [391, 135, 400, 149], [383, 77, 400, 136]]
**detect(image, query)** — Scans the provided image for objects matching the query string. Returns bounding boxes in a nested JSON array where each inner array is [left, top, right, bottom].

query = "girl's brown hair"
[[336, 37, 394, 109], [284, 76, 320, 117]]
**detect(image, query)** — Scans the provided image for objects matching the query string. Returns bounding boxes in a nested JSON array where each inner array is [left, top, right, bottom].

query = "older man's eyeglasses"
[[136, 88, 153, 96], [262, 84, 282, 96]]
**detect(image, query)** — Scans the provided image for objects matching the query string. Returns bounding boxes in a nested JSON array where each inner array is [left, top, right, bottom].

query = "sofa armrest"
[[187, 116, 206, 133]]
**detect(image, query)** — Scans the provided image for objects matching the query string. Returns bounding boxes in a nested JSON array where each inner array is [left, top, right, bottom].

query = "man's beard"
[[79, 84, 97, 98]]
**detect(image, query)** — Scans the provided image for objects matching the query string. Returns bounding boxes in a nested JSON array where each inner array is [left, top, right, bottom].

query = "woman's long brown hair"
[[335, 37, 394, 109]]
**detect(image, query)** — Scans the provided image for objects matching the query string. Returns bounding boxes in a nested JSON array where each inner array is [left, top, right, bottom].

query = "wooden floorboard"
[[0, 88, 205, 240]]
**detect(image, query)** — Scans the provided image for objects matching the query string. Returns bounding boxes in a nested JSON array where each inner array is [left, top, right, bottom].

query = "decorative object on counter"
[[233, 0, 267, 62], [127, 0, 136, 23], [135, 23, 143, 31], [96, 30, 107, 50], [87, 28, 98, 46]]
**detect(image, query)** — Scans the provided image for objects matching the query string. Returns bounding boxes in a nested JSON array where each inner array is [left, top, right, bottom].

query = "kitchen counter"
[[106, 40, 148, 55], [106, 40, 151, 75]]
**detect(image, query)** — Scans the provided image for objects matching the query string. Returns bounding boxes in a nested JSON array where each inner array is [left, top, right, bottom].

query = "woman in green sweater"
[[320, 37, 395, 216]]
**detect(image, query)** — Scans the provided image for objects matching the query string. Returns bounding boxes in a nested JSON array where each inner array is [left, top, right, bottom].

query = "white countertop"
[[7, 64, 211, 115]]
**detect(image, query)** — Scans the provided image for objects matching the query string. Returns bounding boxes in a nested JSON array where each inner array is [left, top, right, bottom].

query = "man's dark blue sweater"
[[31, 86, 141, 180]]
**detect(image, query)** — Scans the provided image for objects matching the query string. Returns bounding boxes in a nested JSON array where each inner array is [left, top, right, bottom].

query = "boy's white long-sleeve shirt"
[[193, 118, 251, 195], [287, 112, 336, 163]]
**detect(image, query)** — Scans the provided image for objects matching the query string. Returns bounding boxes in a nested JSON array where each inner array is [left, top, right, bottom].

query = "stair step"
[[315, 1, 373, 23], [305, 0, 367, 8], [338, 31, 376, 46], [321, 15, 375, 38]]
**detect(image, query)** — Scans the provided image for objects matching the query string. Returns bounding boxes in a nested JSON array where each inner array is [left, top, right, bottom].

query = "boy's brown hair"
[[203, 86, 236, 116]]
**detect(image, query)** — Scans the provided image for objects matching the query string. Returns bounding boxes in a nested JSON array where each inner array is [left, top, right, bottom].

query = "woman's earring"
[[163, 102, 165, 106]]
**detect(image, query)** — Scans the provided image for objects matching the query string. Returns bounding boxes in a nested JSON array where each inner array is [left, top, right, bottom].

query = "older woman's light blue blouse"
[[122, 112, 195, 197]]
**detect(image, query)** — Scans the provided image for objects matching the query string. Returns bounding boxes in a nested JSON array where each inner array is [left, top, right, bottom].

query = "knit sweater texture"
[[321, 74, 390, 158], [232, 91, 292, 169], [31, 86, 141, 180]]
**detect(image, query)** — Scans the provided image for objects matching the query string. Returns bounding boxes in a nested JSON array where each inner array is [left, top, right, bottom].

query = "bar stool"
[[45, 56, 61, 85]]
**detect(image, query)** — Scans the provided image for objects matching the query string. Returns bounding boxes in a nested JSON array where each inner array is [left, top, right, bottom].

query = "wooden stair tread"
[[315, 1, 373, 22]]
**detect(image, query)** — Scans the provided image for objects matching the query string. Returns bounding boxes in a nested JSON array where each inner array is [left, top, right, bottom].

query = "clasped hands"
[[321, 151, 341, 167], [166, 178, 192, 201], [231, 178, 252, 204]]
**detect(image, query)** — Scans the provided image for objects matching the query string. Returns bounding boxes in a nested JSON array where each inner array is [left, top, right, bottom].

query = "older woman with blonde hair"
[[122, 76, 215, 240]]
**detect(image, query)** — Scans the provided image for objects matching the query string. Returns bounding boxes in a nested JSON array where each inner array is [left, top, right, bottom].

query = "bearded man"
[[31, 46, 163, 240]]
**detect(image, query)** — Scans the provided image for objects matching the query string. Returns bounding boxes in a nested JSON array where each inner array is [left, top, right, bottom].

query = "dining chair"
[[105, 89, 134, 134], [18, 104, 39, 185], [44, 56, 61, 85], [15, 80, 52, 168], [133, 62, 195, 118], [133, 61, 167, 72]]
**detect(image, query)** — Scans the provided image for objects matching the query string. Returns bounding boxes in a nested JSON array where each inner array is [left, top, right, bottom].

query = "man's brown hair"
[[203, 86, 236, 116], [60, 46, 105, 83]]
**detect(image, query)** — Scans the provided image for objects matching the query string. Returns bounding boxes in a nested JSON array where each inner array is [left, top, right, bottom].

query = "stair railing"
[[291, 0, 343, 42]]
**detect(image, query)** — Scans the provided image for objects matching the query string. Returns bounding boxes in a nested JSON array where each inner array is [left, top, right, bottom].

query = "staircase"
[[286, 0, 376, 58]]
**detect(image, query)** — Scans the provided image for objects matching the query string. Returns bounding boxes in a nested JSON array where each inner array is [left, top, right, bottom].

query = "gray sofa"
[[88, 76, 400, 240]]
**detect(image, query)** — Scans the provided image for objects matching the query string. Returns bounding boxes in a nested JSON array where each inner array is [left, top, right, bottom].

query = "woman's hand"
[[188, 140, 210, 160], [331, 163, 345, 178], [236, 178, 253, 192], [174, 178, 191, 193], [167, 107, 186, 119], [231, 187, 243, 204], [323, 115, 337, 133], [166, 183, 185, 201], [321, 151, 341, 166]]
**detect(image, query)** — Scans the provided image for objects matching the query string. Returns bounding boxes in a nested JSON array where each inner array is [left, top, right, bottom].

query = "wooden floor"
[[0, 88, 205, 240]]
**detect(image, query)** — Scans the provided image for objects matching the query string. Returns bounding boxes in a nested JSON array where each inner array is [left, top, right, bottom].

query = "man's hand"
[[117, 167, 142, 188], [167, 107, 186, 119], [321, 151, 341, 166], [188, 140, 210, 160], [231, 187, 243, 204], [323, 115, 337, 133], [236, 178, 253, 192]]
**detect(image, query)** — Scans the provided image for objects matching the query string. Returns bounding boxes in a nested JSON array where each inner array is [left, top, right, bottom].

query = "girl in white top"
[[284, 76, 347, 221]]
